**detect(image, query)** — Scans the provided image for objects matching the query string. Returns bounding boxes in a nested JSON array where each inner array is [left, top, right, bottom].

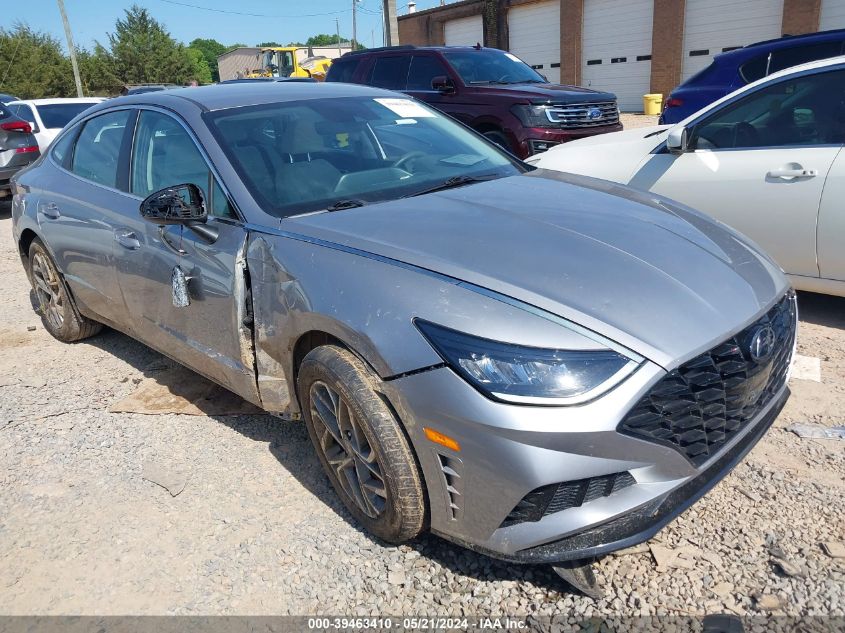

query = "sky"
[[5, 0, 450, 51]]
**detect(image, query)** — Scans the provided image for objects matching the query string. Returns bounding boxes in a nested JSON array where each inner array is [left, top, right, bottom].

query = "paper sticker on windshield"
[[504, 53, 522, 62], [375, 98, 435, 118]]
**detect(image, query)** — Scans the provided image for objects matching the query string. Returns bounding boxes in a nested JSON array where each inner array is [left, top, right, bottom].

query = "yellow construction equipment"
[[246, 47, 332, 81]]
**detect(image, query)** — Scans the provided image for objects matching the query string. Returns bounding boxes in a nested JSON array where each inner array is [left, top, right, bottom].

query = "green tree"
[[256, 41, 282, 47], [305, 33, 350, 47], [0, 23, 74, 98], [186, 47, 212, 84], [98, 5, 195, 86], [77, 45, 123, 95], [188, 37, 226, 81]]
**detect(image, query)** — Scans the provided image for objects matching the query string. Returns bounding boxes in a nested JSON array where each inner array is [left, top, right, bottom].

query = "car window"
[[206, 95, 519, 218], [368, 56, 411, 90], [130, 110, 236, 219], [406, 55, 451, 91], [691, 69, 845, 149], [739, 55, 769, 84], [37, 103, 99, 129], [443, 50, 546, 85], [71, 110, 131, 189], [768, 41, 844, 75], [9, 104, 36, 126], [327, 58, 361, 83], [51, 130, 76, 165]]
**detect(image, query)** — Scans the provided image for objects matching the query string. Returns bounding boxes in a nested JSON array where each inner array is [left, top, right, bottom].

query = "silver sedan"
[[11, 82, 795, 583]]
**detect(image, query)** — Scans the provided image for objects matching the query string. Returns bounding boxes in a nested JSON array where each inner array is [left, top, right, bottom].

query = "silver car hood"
[[285, 170, 787, 368]]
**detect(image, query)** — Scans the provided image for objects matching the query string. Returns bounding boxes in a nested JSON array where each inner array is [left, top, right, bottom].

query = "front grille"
[[502, 471, 636, 527], [618, 293, 796, 467], [546, 101, 619, 128]]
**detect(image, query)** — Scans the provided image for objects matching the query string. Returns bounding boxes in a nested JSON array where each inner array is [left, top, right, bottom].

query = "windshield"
[[37, 103, 98, 129], [443, 50, 547, 85], [206, 96, 520, 218]]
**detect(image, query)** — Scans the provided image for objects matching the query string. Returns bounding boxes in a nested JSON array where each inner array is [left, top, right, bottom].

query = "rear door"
[[114, 107, 259, 402], [817, 146, 845, 284], [33, 109, 135, 325]]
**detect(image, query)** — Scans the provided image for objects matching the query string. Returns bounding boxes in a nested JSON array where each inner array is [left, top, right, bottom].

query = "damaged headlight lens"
[[416, 320, 639, 405]]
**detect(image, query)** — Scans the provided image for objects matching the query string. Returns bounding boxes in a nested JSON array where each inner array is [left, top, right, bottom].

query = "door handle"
[[767, 167, 818, 179], [114, 229, 141, 250], [38, 202, 61, 219]]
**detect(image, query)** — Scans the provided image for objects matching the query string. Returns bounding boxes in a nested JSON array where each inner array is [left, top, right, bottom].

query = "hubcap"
[[309, 381, 387, 518], [31, 252, 64, 330]]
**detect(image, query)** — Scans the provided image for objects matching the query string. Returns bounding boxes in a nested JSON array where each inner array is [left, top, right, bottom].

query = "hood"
[[285, 171, 786, 369], [528, 125, 671, 182], [470, 82, 617, 104]]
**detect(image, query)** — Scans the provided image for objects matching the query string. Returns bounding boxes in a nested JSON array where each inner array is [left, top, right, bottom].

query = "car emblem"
[[748, 325, 776, 363], [587, 107, 603, 120]]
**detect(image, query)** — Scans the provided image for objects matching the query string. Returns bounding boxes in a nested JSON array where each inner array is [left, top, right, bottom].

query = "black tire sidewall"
[[28, 240, 73, 339], [298, 346, 425, 543]]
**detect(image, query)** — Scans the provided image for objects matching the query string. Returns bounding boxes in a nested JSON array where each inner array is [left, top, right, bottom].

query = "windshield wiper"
[[468, 80, 509, 85], [402, 174, 500, 198], [324, 199, 366, 212]]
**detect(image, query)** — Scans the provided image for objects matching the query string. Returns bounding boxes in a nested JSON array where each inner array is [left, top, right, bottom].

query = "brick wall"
[[398, 0, 486, 46], [650, 0, 685, 98], [560, 0, 584, 85], [782, 0, 821, 35]]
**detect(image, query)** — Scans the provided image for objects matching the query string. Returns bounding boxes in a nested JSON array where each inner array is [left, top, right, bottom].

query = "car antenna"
[[474, 42, 481, 50]]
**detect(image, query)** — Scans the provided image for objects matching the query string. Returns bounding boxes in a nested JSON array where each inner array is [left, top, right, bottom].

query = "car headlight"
[[510, 104, 556, 128], [416, 320, 640, 405]]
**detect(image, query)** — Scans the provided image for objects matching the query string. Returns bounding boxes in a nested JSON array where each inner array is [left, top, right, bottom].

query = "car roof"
[[88, 81, 405, 113], [12, 98, 105, 106], [713, 28, 845, 64], [341, 45, 492, 58]]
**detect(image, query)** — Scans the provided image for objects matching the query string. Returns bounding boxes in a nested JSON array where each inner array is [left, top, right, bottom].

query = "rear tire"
[[298, 345, 426, 543], [27, 239, 102, 342]]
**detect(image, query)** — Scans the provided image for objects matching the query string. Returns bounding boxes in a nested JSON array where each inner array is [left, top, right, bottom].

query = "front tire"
[[28, 239, 102, 342], [298, 345, 426, 543], [482, 129, 513, 153]]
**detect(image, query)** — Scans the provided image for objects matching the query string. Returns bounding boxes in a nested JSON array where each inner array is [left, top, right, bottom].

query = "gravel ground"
[[0, 201, 843, 618]]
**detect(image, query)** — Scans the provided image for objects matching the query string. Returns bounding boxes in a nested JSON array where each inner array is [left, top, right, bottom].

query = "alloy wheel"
[[309, 380, 388, 518], [30, 252, 64, 330]]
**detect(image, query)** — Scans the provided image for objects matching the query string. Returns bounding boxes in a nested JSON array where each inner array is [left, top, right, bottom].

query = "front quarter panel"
[[246, 229, 614, 414]]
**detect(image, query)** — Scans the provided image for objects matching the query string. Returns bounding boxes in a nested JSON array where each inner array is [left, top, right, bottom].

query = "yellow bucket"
[[643, 93, 663, 115]]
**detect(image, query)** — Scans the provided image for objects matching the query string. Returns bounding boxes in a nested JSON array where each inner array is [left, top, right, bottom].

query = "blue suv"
[[660, 28, 845, 124]]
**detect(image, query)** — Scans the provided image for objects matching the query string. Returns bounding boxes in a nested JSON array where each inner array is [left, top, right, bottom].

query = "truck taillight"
[[1, 120, 33, 134], [15, 146, 39, 154], [665, 97, 684, 109]]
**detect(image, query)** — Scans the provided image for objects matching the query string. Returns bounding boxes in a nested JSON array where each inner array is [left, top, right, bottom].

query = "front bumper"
[[513, 123, 624, 158], [382, 359, 788, 564]]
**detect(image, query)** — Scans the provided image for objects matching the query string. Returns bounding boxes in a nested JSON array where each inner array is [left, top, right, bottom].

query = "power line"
[[155, 0, 352, 19]]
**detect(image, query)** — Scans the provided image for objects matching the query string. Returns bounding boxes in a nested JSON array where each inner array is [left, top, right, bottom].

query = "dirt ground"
[[0, 200, 843, 617]]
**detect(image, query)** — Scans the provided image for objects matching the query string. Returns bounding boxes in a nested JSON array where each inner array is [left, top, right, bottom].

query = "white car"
[[6, 98, 104, 153], [530, 56, 845, 297]]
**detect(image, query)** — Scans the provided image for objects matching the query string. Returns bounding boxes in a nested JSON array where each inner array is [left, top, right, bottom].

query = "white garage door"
[[581, 0, 654, 112], [508, 1, 561, 84], [682, 0, 784, 81], [444, 15, 484, 46], [821, 0, 845, 29]]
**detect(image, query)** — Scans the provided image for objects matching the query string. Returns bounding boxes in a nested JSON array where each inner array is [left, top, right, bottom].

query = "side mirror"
[[666, 126, 690, 154], [431, 75, 454, 94], [140, 183, 207, 225]]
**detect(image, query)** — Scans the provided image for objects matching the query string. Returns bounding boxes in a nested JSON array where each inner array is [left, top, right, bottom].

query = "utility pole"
[[352, 0, 358, 51], [335, 18, 342, 58], [383, 0, 399, 46], [57, 0, 83, 97]]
